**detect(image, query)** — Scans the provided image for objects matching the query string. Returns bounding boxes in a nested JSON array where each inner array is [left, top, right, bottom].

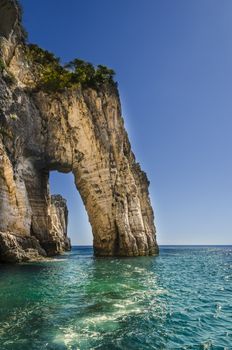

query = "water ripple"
[[0, 246, 232, 349]]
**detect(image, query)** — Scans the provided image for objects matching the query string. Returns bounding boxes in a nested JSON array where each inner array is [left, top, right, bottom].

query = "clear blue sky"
[[21, 0, 232, 245]]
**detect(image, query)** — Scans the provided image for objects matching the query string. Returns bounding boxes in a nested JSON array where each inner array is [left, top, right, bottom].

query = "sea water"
[[0, 246, 231, 349]]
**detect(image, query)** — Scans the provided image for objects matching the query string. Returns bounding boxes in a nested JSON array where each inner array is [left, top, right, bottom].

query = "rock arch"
[[0, 0, 158, 262]]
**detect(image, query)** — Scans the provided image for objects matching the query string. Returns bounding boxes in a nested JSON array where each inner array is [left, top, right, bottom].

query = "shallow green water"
[[0, 246, 231, 349]]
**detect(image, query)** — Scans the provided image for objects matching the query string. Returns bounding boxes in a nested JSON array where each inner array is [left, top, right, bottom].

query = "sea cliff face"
[[0, 0, 158, 262]]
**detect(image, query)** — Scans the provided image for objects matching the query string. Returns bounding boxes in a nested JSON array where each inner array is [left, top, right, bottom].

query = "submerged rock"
[[0, 0, 158, 262]]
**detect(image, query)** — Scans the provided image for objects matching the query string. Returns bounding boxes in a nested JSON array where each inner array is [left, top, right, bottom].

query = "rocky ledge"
[[0, 0, 158, 262]]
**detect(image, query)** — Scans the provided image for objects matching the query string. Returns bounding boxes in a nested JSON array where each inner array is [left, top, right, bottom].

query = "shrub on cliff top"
[[26, 44, 59, 66], [39, 65, 75, 91], [25, 44, 116, 92], [65, 59, 95, 86], [65, 60, 115, 87], [95, 65, 115, 85], [25, 44, 73, 91]]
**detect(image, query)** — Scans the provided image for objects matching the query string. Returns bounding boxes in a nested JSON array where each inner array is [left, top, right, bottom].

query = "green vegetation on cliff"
[[25, 44, 116, 92]]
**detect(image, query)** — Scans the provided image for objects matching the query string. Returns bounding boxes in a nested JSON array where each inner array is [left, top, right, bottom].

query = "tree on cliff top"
[[65, 59, 115, 87], [25, 44, 116, 92]]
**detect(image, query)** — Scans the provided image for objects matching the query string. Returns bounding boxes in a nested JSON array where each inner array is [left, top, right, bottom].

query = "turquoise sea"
[[0, 246, 231, 350]]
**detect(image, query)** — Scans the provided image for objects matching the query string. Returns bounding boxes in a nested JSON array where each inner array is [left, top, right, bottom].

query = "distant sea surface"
[[0, 246, 232, 349]]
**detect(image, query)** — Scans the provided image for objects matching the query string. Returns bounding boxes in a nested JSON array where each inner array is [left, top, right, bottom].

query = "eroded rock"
[[0, 0, 158, 262], [47, 194, 71, 255]]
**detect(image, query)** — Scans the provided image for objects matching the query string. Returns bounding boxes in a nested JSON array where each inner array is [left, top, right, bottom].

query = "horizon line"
[[72, 244, 232, 247]]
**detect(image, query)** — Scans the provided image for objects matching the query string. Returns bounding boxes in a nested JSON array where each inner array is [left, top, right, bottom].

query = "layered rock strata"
[[0, 0, 158, 262]]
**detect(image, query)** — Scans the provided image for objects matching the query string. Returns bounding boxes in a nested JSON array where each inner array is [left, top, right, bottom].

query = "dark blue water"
[[0, 246, 231, 349]]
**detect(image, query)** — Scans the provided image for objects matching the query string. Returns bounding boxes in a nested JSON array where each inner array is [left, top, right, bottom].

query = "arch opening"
[[49, 171, 93, 247]]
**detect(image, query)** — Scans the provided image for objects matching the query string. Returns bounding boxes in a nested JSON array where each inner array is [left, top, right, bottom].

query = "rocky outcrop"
[[48, 195, 71, 255], [0, 0, 158, 262], [0, 232, 47, 263]]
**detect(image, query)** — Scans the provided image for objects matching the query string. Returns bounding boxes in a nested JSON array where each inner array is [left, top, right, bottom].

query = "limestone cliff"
[[48, 195, 71, 254], [0, 0, 158, 262]]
